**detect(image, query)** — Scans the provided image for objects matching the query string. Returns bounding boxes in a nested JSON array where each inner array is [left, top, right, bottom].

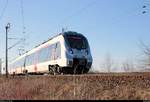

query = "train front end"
[[63, 31, 93, 74]]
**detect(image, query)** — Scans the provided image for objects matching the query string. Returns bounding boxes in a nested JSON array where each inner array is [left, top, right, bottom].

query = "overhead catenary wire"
[[99, 0, 150, 29], [50, 0, 148, 34], [8, 38, 25, 50], [19, 0, 27, 55], [2, 0, 27, 61]]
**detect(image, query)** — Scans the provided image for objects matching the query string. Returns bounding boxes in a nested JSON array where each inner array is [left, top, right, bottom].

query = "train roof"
[[32, 31, 84, 50], [10, 31, 84, 63]]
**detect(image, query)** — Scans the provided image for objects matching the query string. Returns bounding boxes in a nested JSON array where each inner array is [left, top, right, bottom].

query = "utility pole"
[[5, 23, 10, 78]]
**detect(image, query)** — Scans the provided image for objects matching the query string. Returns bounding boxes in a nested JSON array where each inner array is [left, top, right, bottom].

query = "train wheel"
[[23, 69, 28, 75], [81, 67, 85, 74], [48, 65, 55, 75], [49, 65, 60, 75], [55, 65, 62, 75], [56, 65, 63, 75], [60, 67, 64, 75], [25, 70, 28, 76], [53, 65, 57, 75], [83, 68, 89, 74], [73, 65, 78, 75], [12, 72, 16, 78], [49, 65, 63, 75]]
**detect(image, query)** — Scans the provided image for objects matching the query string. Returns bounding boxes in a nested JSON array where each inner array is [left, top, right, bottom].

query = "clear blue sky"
[[0, 0, 150, 70]]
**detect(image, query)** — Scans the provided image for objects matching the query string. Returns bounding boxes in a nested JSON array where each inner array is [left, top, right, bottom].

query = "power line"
[[0, 0, 8, 21], [8, 38, 25, 50], [20, 0, 27, 55], [100, 1, 149, 28]]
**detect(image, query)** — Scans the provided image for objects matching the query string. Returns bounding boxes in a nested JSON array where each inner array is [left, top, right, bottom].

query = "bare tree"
[[122, 59, 134, 72], [139, 41, 150, 71], [103, 53, 113, 72]]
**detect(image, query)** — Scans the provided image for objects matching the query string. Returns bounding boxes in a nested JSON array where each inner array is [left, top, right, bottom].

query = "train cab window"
[[64, 34, 88, 50]]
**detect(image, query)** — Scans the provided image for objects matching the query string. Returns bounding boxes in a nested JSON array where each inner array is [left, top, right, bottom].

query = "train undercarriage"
[[12, 66, 89, 77], [48, 65, 90, 75], [12, 58, 90, 76]]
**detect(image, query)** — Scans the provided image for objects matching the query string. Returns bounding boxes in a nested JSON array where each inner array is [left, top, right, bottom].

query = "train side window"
[[44, 47, 50, 62], [38, 47, 49, 63], [47, 45, 52, 61], [26, 54, 34, 66], [28, 55, 31, 66], [32, 53, 35, 64], [45, 47, 50, 62], [39, 49, 43, 62]]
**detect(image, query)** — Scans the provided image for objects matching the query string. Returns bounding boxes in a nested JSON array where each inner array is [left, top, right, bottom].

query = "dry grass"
[[0, 73, 150, 100]]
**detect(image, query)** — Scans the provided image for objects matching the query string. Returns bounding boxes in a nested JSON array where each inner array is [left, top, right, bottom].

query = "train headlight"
[[67, 60, 73, 66], [69, 49, 73, 54]]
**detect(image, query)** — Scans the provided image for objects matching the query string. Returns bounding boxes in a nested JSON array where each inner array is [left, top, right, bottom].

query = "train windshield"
[[65, 34, 88, 50]]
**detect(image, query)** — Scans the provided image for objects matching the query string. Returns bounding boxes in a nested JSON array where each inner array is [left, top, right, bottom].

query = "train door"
[[54, 43, 57, 60], [50, 42, 61, 63], [33, 52, 38, 72], [23, 57, 26, 73], [51, 44, 56, 61], [53, 42, 61, 61], [55, 42, 61, 60], [20, 59, 23, 74], [24, 56, 28, 74]]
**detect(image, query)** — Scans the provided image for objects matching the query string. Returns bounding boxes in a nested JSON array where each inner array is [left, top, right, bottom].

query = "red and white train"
[[9, 31, 93, 75]]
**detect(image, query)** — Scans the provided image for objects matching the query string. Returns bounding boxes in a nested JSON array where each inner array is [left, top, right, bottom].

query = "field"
[[0, 72, 150, 100]]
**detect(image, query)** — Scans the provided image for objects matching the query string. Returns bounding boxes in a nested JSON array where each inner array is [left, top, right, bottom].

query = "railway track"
[[3, 72, 150, 79]]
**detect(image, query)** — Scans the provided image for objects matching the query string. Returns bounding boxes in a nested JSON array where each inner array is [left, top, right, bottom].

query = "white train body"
[[9, 31, 93, 74]]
